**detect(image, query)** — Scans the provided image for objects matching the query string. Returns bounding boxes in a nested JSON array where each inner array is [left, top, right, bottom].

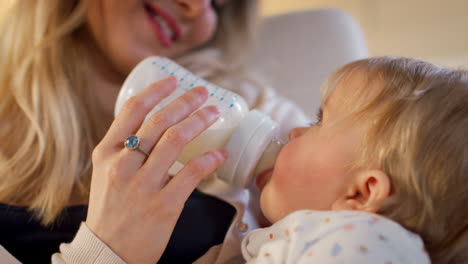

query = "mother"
[[0, 0, 309, 263]]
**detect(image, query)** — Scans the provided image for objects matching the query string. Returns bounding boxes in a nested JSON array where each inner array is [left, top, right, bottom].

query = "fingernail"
[[193, 86, 208, 98], [165, 76, 177, 83], [145, 77, 176, 107], [203, 105, 220, 122], [158, 76, 177, 88], [207, 105, 220, 115], [157, 76, 176, 91], [217, 149, 228, 160]]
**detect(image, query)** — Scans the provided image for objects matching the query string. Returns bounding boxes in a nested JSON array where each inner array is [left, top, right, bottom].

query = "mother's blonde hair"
[[324, 57, 468, 263], [0, 0, 259, 225]]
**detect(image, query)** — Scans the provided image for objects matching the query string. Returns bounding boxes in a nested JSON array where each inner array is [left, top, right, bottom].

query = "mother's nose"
[[175, 0, 211, 19]]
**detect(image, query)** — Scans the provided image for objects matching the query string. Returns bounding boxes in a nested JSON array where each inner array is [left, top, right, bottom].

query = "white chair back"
[[249, 9, 369, 117]]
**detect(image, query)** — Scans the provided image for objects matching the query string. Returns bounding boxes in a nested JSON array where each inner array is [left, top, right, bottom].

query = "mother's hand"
[[86, 77, 227, 264]]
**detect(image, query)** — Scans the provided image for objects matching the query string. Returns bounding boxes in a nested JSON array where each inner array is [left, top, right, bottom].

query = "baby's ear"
[[332, 169, 391, 213]]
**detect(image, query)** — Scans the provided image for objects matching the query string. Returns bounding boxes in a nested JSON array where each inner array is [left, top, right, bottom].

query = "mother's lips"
[[144, 3, 181, 46]]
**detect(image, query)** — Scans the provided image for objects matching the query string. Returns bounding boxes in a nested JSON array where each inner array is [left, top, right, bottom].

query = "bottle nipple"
[[217, 110, 282, 188], [253, 139, 283, 178]]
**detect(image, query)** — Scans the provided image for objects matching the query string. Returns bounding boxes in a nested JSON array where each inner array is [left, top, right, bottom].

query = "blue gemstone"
[[125, 135, 139, 149]]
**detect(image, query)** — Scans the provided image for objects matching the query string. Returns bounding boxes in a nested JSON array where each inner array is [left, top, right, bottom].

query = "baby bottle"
[[115, 56, 283, 188]]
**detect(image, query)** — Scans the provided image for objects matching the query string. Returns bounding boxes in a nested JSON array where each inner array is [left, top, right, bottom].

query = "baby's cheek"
[[269, 148, 304, 191]]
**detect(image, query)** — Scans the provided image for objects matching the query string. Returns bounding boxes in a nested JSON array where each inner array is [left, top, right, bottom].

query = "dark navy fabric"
[[0, 189, 235, 264]]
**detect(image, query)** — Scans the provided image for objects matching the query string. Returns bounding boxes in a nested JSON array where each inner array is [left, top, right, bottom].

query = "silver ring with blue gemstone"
[[124, 135, 149, 157]]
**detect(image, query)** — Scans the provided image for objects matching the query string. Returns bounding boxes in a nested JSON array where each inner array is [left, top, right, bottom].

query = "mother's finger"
[[161, 149, 228, 209], [123, 86, 209, 167], [101, 76, 177, 152], [140, 105, 220, 187]]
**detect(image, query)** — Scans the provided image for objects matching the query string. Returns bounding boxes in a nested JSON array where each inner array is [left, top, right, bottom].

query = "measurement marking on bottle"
[[152, 58, 240, 108]]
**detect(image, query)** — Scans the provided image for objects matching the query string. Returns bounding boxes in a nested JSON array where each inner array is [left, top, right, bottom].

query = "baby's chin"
[[259, 183, 284, 225], [259, 201, 274, 226], [257, 211, 272, 227]]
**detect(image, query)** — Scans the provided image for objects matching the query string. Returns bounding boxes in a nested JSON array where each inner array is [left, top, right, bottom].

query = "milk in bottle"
[[115, 56, 282, 188]]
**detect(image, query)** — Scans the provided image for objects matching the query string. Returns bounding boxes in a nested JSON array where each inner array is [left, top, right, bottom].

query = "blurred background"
[[263, 0, 468, 68], [1, 0, 466, 68]]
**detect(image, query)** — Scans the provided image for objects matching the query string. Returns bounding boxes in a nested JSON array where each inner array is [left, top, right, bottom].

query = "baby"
[[240, 57, 468, 264]]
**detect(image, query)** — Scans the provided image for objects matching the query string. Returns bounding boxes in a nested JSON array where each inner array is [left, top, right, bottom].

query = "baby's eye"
[[311, 108, 323, 126]]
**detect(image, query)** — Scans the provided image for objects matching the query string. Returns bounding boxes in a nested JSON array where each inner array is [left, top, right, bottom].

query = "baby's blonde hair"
[[0, 0, 259, 225], [324, 57, 468, 263]]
